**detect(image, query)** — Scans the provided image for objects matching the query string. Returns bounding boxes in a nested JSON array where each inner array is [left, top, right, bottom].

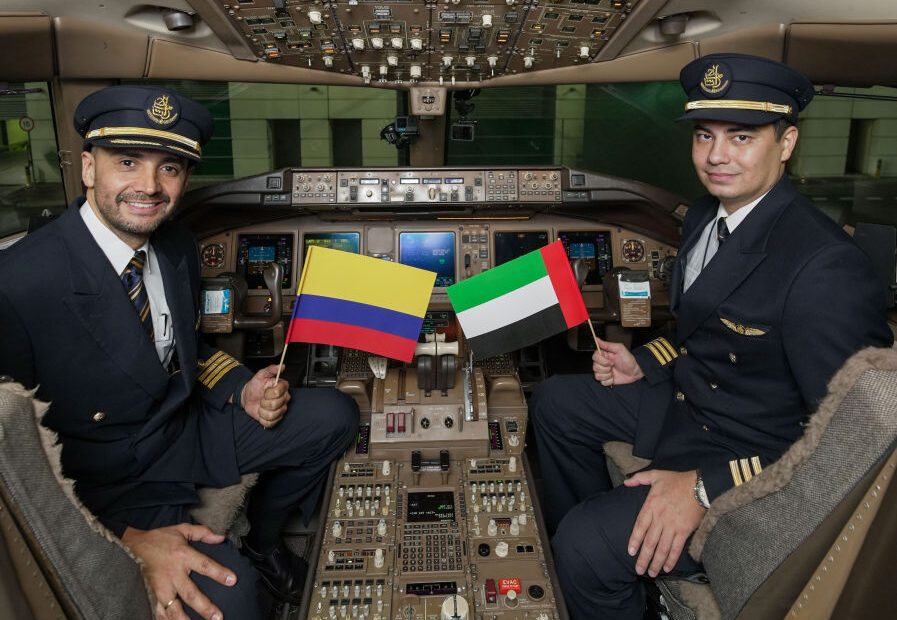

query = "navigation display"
[[557, 230, 613, 285], [236, 233, 293, 290], [399, 232, 455, 287], [494, 231, 549, 266], [303, 232, 360, 256]]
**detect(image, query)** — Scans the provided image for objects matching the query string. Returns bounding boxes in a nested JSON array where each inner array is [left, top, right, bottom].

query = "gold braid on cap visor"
[[85, 126, 201, 156], [685, 100, 792, 115]]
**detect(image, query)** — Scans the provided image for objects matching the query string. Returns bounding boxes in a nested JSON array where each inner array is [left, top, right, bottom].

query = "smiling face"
[[81, 146, 192, 249], [691, 120, 798, 214]]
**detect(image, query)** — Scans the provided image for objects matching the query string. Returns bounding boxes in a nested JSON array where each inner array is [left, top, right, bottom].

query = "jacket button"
[[728, 352, 737, 364], [92, 411, 106, 422], [679, 346, 688, 355], [709, 382, 719, 390], [702, 424, 709, 431], [675, 391, 685, 402]]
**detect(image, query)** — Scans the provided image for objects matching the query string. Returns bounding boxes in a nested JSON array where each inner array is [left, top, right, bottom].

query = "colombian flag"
[[286, 246, 436, 362]]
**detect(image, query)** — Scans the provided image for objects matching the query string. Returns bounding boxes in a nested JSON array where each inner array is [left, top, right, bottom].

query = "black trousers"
[[530, 374, 703, 620], [112, 386, 358, 618]]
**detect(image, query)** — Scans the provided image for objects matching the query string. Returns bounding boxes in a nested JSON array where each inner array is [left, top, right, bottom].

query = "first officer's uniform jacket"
[[631, 176, 893, 500], [0, 200, 253, 535]]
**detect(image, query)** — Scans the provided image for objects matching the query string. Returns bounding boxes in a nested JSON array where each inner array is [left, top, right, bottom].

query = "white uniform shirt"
[[80, 201, 175, 366]]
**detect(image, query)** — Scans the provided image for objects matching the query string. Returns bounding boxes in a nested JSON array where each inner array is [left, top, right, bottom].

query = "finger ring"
[[164, 598, 176, 609]]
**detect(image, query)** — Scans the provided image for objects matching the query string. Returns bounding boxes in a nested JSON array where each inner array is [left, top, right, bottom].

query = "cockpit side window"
[[0, 82, 65, 240]]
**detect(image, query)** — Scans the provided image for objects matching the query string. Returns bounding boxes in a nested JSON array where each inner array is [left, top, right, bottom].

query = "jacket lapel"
[[670, 203, 716, 312], [59, 203, 170, 400], [674, 177, 796, 342], [155, 240, 197, 392]]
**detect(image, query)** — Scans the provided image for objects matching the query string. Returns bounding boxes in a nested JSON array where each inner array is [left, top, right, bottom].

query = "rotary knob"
[[440, 594, 470, 620]]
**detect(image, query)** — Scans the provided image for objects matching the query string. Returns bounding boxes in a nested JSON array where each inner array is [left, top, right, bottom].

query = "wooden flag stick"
[[586, 318, 613, 387], [274, 335, 290, 383], [586, 318, 601, 354]]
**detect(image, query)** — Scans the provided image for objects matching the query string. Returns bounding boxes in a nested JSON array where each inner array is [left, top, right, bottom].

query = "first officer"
[[529, 53, 893, 619]]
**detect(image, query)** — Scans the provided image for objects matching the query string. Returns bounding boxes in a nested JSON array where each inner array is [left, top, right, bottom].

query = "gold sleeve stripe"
[[197, 351, 241, 389], [739, 458, 753, 483], [644, 341, 669, 365], [656, 338, 678, 360], [197, 354, 234, 383], [197, 351, 228, 381], [203, 359, 239, 389], [729, 460, 744, 486], [751, 456, 763, 475]]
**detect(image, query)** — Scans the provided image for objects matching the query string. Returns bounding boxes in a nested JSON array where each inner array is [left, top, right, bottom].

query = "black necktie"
[[716, 217, 730, 245], [122, 250, 154, 341]]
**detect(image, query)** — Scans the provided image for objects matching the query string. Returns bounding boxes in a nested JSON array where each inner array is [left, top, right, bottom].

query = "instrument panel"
[[199, 218, 676, 307], [205, 0, 641, 85]]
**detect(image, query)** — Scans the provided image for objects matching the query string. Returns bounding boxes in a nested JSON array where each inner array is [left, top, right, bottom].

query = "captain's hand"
[[623, 469, 706, 577], [121, 523, 235, 620], [592, 337, 644, 386], [241, 364, 291, 428]]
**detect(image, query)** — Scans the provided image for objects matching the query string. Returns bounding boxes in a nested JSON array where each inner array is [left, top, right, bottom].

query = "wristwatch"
[[694, 471, 711, 509]]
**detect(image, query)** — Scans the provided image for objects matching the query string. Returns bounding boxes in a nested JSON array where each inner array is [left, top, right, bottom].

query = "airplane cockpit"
[[1, 2, 897, 620]]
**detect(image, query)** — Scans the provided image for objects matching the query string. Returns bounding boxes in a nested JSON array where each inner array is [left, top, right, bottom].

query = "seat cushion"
[[0, 382, 152, 619], [690, 346, 897, 619]]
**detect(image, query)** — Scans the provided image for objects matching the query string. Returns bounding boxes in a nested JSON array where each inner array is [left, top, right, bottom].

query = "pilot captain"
[[529, 53, 893, 619], [0, 85, 358, 619]]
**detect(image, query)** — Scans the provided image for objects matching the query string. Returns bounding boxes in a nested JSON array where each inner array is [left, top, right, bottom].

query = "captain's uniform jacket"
[[0, 202, 253, 535], [631, 175, 893, 501]]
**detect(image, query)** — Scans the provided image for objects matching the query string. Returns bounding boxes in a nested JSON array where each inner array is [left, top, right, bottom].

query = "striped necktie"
[[716, 216, 730, 245], [122, 250, 154, 340]]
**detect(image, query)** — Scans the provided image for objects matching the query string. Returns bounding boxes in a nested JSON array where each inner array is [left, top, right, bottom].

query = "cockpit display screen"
[[303, 232, 360, 256], [558, 230, 613, 285], [406, 491, 455, 522], [237, 233, 293, 290], [399, 232, 455, 287], [494, 231, 550, 266]]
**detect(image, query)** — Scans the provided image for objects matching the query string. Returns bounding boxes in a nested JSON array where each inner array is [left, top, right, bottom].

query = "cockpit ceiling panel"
[[212, 0, 638, 84]]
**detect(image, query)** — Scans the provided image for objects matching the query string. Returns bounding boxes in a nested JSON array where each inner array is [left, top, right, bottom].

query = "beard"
[[93, 189, 174, 238]]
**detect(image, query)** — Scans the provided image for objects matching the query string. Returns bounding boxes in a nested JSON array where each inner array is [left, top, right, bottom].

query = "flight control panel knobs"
[[441, 594, 470, 620]]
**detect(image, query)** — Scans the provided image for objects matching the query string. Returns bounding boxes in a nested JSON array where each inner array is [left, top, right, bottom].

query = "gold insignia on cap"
[[700, 64, 729, 95], [720, 317, 767, 336], [146, 94, 178, 126]]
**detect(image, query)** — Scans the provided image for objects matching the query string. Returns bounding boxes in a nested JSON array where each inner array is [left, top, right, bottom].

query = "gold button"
[[709, 382, 719, 390], [728, 352, 737, 364], [675, 391, 685, 402], [92, 411, 106, 422], [679, 346, 687, 355]]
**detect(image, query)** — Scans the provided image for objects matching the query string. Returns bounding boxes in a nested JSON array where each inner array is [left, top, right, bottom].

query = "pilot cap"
[[678, 53, 814, 125], [74, 85, 213, 162]]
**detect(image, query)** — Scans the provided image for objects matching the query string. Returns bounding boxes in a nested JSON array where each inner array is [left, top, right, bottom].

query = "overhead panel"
[[211, 0, 639, 85]]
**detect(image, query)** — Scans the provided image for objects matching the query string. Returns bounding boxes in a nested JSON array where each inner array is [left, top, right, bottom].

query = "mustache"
[[116, 192, 170, 204]]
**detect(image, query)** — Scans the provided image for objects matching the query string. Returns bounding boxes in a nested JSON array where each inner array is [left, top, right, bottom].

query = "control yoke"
[[232, 262, 283, 329]]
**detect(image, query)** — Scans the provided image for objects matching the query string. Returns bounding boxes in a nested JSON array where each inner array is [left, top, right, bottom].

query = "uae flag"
[[447, 240, 588, 360]]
